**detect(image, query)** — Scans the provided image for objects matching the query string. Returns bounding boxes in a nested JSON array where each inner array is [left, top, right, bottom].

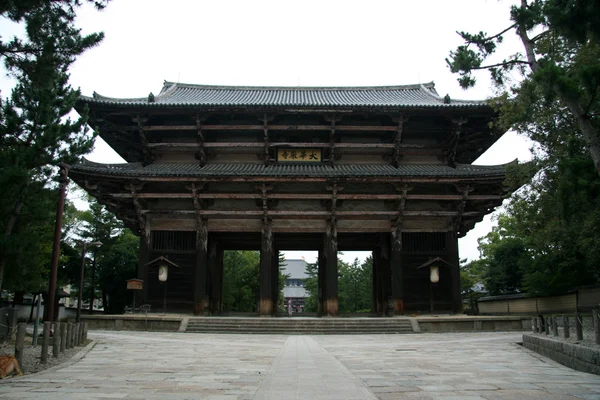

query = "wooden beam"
[[139, 209, 482, 219], [143, 124, 400, 132], [147, 142, 434, 150], [108, 192, 504, 201]]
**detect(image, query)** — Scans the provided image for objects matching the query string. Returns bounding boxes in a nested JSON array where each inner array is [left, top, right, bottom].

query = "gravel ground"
[[0, 338, 88, 375]]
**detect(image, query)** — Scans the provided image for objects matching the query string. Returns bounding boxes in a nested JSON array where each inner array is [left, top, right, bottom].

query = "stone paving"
[[0, 330, 599, 399]]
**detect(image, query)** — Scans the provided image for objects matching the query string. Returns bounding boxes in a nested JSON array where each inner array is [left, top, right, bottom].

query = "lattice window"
[[401, 232, 447, 252], [151, 231, 196, 252]]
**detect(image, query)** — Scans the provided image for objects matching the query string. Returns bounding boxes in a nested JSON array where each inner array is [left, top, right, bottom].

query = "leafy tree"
[[222, 251, 260, 312], [446, 0, 600, 175], [98, 229, 139, 314], [302, 261, 319, 312], [0, 1, 107, 293], [303, 256, 373, 313], [76, 199, 123, 312]]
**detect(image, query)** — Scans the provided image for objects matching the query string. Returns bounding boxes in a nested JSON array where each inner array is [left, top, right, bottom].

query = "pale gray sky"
[[1, 0, 532, 264]]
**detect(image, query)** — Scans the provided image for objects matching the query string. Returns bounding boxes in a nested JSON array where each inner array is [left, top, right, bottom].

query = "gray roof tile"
[[71, 160, 506, 179], [83, 81, 488, 109]]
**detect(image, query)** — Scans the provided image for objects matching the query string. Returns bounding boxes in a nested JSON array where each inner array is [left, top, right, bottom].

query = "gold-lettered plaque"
[[277, 148, 322, 163]]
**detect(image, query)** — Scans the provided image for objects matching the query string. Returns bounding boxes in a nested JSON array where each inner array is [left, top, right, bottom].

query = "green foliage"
[[222, 251, 260, 312], [338, 257, 372, 313], [447, 0, 600, 175], [0, 0, 106, 293], [303, 255, 373, 313], [97, 229, 139, 314]]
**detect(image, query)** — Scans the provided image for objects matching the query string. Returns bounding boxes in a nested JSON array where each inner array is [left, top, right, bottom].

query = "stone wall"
[[522, 334, 600, 375]]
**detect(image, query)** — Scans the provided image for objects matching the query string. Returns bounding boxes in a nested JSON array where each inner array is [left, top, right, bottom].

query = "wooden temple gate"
[[70, 82, 510, 316]]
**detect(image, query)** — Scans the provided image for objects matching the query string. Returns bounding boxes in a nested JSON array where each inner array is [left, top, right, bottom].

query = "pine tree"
[[446, 0, 600, 176], [0, 2, 106, 293]]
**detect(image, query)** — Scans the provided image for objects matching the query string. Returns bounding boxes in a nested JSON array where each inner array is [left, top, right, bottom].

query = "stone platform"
[[79, 314, 531, 334]]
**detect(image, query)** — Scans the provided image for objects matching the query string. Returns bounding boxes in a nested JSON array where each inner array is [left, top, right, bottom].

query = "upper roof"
[[70, 160, 508, 180], [82, 81, 488, 110], [281, 259, 309, 279]]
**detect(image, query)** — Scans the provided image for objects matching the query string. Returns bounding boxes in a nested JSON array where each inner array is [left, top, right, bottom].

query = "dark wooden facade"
[[70, 82, 511, 315]]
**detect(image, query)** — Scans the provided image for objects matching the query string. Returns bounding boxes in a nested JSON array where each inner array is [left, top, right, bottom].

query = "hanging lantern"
[[145, 256, 180, 283], [430, 265, 440, 283], [158, 262, 169, 282]]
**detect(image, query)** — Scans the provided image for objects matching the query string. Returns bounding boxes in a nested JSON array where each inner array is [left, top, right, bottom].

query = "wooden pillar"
[[216, 246, 224, 314], [447, 231, 461, 314], [323, 221, 338, 316], [259, 220, 274, 316], [138, 235, 150, 304], [271, 247, 280, 315], [194, 220, 208, 315], [207, 238, 218, 315], [372, 249, 379, 314], [317, 250, 325, 315], [390, 230, 404, 315]]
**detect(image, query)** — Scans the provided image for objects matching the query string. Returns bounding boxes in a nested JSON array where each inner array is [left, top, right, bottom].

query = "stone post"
[[563, 316, 570, 339], [593, 309, 599, 345], [532, 317, 537, 333], [41, 322, 50, 363], [53, 322, 60, 357], [60, 322, 67, 352], [575, 312, 583, 341], [552, 316, 559, 337], [15, 323, 26, 367], [66, 322, 72, 349]]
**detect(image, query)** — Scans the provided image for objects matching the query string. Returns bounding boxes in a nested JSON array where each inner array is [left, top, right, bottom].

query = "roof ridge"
[[161, 81, 436, 91]]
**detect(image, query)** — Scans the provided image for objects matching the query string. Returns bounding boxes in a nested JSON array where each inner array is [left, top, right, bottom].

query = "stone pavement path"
[[0, 331, 599, 399], [254, 336, 376, 400]]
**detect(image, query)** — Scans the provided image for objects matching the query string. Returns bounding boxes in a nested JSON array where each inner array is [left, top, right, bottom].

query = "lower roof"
[[71, 160, 507, 180]]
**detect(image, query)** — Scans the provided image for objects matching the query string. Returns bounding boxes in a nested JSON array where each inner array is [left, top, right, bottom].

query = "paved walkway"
[[0, 331, 599, 399]]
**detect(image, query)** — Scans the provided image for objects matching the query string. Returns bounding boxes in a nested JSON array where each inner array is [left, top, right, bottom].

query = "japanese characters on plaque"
[[277, 148, 322, 163]]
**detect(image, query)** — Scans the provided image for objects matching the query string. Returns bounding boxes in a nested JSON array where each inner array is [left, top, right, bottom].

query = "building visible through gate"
[[70, 81, 513, 316]]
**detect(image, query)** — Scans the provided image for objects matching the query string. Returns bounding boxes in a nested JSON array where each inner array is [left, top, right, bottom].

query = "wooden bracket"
[[134, 115, 154, 166], [453, 184, 474, 234], [391, 115, 409, 167], [127, 182, 149, 245], [195, 114, 207, 167], [447, 118, 467, 167]]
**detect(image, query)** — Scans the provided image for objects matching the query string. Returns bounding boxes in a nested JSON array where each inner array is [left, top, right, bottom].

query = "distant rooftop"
[[81, 81, 489, 110], [281, 259, 309, 280]]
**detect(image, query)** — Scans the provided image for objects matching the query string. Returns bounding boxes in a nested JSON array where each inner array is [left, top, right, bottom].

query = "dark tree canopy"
[[0, 1, 107, 293], [447, 0, 600, 176]]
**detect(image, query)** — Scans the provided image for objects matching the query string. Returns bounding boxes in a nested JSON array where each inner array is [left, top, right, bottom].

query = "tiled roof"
[[81, 81, 488, 109], [281, 259, 309, 279], [71, 160, 507, 179]]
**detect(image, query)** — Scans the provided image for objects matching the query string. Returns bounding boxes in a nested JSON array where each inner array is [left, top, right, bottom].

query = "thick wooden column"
[[216, 246, 224, 314], [317, 250, 325, 315], [372, 247, 385, 315], [390, 229, 404, 315], [323, 221, 338, 316], [259, 220, 274, 316], [447, 231, 461, 313], [138, 235, 150, 304], [207, 238, 219, 315], [271, 247, 279, 314], [194, 220, 208, 315]]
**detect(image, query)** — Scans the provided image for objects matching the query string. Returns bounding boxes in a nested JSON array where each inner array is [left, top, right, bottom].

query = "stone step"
[[184, 318, 416, 334]]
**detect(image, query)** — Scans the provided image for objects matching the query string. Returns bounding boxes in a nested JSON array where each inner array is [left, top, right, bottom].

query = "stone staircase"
[[184, 317, 416, 334]]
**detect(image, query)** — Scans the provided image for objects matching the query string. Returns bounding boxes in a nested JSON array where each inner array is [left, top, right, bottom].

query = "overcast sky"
[[1, 0, 532, 264]]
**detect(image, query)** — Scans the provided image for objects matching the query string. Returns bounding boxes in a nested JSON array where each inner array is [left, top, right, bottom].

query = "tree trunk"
[[517, 16, 600, 176]]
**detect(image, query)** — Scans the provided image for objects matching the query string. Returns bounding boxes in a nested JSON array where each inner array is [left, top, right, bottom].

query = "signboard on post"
[[126, 279, 144, 290]]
